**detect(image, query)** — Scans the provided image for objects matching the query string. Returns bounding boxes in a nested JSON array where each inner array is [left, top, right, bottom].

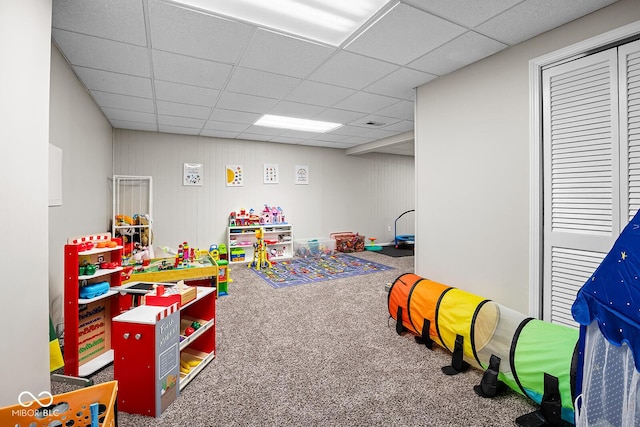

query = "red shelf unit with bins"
[[63, 233, 123, 377]]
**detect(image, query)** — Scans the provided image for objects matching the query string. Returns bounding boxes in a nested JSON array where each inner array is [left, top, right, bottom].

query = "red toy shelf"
[[63, 233, 124, 377]]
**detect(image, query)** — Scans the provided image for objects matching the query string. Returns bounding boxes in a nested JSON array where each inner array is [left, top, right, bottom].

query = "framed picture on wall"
[[295, 165, 309, 185], [264, 163, 279, 184], [183, 163, 203, 186], [226, 164, 243, 187]]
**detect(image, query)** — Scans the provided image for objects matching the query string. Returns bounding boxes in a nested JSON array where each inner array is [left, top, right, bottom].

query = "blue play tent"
[[572, 210, 640, 426]]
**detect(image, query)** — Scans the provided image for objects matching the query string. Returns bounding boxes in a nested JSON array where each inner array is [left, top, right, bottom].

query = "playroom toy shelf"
[[227, 224, 293, 264], [63, 233, 124, 378]]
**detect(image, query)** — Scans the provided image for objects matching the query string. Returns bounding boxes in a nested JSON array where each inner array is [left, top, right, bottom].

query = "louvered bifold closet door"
[[542, 49, 619, 327], [620, 40, 640, 223]]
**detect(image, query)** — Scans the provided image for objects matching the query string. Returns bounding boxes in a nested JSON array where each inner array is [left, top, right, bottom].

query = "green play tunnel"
[[388, 274, 578, 425]]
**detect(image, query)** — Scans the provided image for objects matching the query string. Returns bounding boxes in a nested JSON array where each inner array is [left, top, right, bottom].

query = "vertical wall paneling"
[[113, 130, 415, 252]]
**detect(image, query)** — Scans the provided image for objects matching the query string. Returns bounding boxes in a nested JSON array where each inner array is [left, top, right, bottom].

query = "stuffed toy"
[[135, 214, 153, 246]]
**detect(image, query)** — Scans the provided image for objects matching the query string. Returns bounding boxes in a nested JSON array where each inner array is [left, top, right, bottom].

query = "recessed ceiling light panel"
[[255, 114, 342, 133], [171, 0, 390, 46]]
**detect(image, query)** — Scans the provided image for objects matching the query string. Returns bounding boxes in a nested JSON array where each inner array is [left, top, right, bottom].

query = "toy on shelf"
[[249, 228, 272, 270], [229, 205, 286, 226]]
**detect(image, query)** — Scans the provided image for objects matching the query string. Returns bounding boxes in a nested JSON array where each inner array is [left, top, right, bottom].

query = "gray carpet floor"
[[53, 251, 537, 426]]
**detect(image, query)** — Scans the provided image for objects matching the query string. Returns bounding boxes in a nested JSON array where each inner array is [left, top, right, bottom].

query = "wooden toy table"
[[122, 257, 218, 286]]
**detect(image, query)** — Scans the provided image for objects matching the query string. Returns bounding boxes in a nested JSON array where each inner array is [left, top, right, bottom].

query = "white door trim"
[[528, 21, 640, 319]]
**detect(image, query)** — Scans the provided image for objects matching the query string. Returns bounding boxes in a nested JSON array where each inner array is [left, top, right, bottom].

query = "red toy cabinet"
[[63, 233, 123, 377], [112, 303, 181, 417], [175, 286, 216, 389]]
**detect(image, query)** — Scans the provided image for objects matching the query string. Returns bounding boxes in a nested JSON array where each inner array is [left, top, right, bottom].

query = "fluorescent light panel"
[[171, 0, 390, 46], [255, 114, 342, 133]]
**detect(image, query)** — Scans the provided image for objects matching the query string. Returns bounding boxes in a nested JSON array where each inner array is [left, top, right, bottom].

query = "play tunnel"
[[387, 273, 451, 345], [387, 274, 579, 425]]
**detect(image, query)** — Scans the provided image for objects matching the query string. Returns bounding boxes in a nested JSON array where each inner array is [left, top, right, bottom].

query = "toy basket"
[[0, 380, 117, 427], [330, 232, 365, 253]]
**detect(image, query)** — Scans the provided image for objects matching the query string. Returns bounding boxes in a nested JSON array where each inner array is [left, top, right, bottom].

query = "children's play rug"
[[251, 253, 394, 289]]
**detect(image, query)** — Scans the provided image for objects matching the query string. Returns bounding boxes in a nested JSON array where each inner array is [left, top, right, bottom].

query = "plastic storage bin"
[[230, 248, 245, 262], [294, 238, 336, 257], [0, 380, 118, 427]]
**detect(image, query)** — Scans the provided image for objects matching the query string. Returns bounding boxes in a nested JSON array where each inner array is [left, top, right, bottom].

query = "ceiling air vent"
[[365, 121, 385, 126]]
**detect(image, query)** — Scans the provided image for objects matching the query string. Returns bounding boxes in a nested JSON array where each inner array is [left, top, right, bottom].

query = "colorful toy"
[[216, 259, 230, 296], [249, 228, 272, 270], [388, 273, 578, 425], [79, 281, 110, 299], [365, 237, 382, 251], [229, 206, 286, 226]]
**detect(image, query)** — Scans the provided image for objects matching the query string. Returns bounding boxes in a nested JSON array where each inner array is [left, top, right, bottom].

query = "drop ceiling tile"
[[327, 125, 373, 137], [302, 140, 352, 149], [74, 67, 153, 98], [269, 136, 301, 144], [242, 125, 287, 137], [267, 101, 326, 118], [110, 120, 158, 132], [209, 109, 262, 124], [313, 109, 367, 125], [310, 133, 351, 143], [307, 51, 398, 90], [152, 50, 233, 89], [226, 67, 301, 99], [154, 80, 220, 107], [349, 114, 401, 128], [374, 100, 415, 120], [345, 3, 466, 65], [333, 92, 399, 114], [148, 0, 254, 63], [204, 120, 250, 132], [53, 30, 150, 77], [409, 31, 508, 75], [157, 115, 205, 129], [90, 90, 155, 113], [364, 67, 436, 99], [362, 128, 402, 140], [405, 0, 523, 27], [52, 0, 147, 46], [204, 120, 250, 133], [216, 92, 278, 114], [279, 129, 323, 140], [382, 120, 415, 133], [239, 29, 336, 78], [476, 0, 618, 45], [156, 100, 211, 120], [159, 125, 201, 135], [342, 135, 376, 145], [285, 81, 355, 107], [200, 129, 241, 139], [102, 107, 156, 124], [236, 132, 274, 142]]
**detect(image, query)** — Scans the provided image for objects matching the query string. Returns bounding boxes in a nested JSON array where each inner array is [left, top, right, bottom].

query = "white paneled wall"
[[114, 129, 414, 251]]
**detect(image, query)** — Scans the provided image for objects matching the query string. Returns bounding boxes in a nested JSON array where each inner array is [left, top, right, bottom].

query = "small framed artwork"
[[183, 163, 203, 186], [295, 165, 309, 185], [264, 163, 279, 184], [226, 164, 243, 187]]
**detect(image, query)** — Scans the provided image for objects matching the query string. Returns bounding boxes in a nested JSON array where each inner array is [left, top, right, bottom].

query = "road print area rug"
[[251, 253, 394, 289]]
